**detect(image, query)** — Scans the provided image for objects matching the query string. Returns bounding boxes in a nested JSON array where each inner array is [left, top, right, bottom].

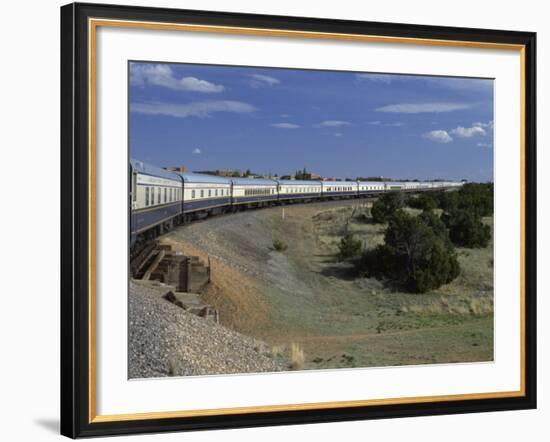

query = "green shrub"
[[433, 183, 493, 217], [371, 192, 404, 223], [418, 210, 450, 242], [456, 183, 493, 218], [338, 231, 363, 260], [441, 210, 491, 248], [407, 194, 437, 211], [357, 210, 460, 293], [272, 239, 288, 252], [433, 190, 459, 212]]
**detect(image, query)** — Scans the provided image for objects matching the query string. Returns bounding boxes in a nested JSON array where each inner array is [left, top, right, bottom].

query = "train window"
[[163, 188, 166, 203], [169, 188, 172, 202], [191, 189, 195, 199], [208, 189, 211, 197], [215, 189, 218, 197], [200, 189, 204, 198], [145, 187, 149, 206]]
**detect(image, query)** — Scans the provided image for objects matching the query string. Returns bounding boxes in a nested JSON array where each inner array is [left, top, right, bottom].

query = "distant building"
[[194, 169, 241, 177], [164, 165, 188, 173], [310, 172, 322, 180], [280, 175, 294, 180]]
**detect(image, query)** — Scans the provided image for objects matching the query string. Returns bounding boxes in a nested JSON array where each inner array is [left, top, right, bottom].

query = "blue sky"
[[129, 62, 494, 182]]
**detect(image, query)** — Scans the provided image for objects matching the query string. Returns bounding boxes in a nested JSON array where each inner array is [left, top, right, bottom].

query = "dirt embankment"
[[161, 200, 494, 370]]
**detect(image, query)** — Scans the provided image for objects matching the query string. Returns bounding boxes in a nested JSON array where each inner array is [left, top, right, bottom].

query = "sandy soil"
[[161, 200, 494, 370]]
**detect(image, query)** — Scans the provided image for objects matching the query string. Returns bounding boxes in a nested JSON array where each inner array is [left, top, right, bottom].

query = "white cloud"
[[355, 73, 393, 83], [424, 130, 453, 144], [368, 121, 404, 127], [477, 142, 492, 148], [130, 63, 224, 93], [355, 74, 492, 93], [192, 148, 201, 154], [334, 133, 343, 137], [376, 103, 471, 113], [473, 120, 494, 129], [130, 100, 256, 118], [315, 120, 352, 128], [248, 74, 280, 88], [450, 125, 486, 138], [280, 114, 290, 118], [271, 122, 300, 129]]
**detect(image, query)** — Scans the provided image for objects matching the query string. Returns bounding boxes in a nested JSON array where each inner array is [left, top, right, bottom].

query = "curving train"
[[130, 159, 464, 248]]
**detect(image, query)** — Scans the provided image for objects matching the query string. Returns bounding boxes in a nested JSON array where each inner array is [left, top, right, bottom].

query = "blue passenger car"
[[130, 159, 184, 246], [230, 177, 278, 206], [277, 179, 322, 201], [180, 173, 232, 215]]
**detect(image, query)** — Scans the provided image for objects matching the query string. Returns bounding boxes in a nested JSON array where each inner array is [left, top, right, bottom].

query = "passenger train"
[[130, 159, 464, 248]]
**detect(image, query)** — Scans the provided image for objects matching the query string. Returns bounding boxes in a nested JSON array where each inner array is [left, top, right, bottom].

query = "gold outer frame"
[[87, 18, 527, 424]]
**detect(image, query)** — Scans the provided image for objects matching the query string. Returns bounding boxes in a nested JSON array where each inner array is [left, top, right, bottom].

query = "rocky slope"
[[129, 280, 286, 378]]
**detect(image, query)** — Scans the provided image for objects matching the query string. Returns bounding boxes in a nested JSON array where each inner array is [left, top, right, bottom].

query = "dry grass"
[[270, 345, 285, 358], [400, 295, 493, 316], [289, 343, 305, 370]]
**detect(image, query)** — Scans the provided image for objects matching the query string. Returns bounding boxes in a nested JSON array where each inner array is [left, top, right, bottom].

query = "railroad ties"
[[131, 242, 218, 322]]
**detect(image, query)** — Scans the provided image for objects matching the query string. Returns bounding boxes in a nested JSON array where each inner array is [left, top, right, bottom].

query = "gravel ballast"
[[129, 280, 286, 378]]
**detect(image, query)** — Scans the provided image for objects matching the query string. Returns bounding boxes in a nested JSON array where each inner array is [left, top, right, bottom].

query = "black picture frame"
[[61, 2, 537, 438]]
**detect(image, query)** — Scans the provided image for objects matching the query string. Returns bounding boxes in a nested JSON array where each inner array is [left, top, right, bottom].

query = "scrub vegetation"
[[163, 190, 493, 371]]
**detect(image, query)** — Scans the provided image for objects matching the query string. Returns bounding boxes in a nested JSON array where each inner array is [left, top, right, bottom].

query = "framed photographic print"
[[60, 2, 537, 438]]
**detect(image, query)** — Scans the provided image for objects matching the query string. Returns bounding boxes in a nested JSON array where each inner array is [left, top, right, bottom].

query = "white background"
[[96, 24, 521, 415], [0, 0, 546, 440]]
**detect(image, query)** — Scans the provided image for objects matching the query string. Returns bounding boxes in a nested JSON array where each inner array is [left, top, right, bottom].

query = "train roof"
[[357, 180, 386, 185], [277, 179, 322, 186], [321, 180, 357, 185], [178, 172, 232, 184], [130, 159, 182, 182], [230, 177, 277, 186]]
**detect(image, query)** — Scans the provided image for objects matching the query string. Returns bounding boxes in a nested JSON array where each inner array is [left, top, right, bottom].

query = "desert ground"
[[161, 200, 493, 371]]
